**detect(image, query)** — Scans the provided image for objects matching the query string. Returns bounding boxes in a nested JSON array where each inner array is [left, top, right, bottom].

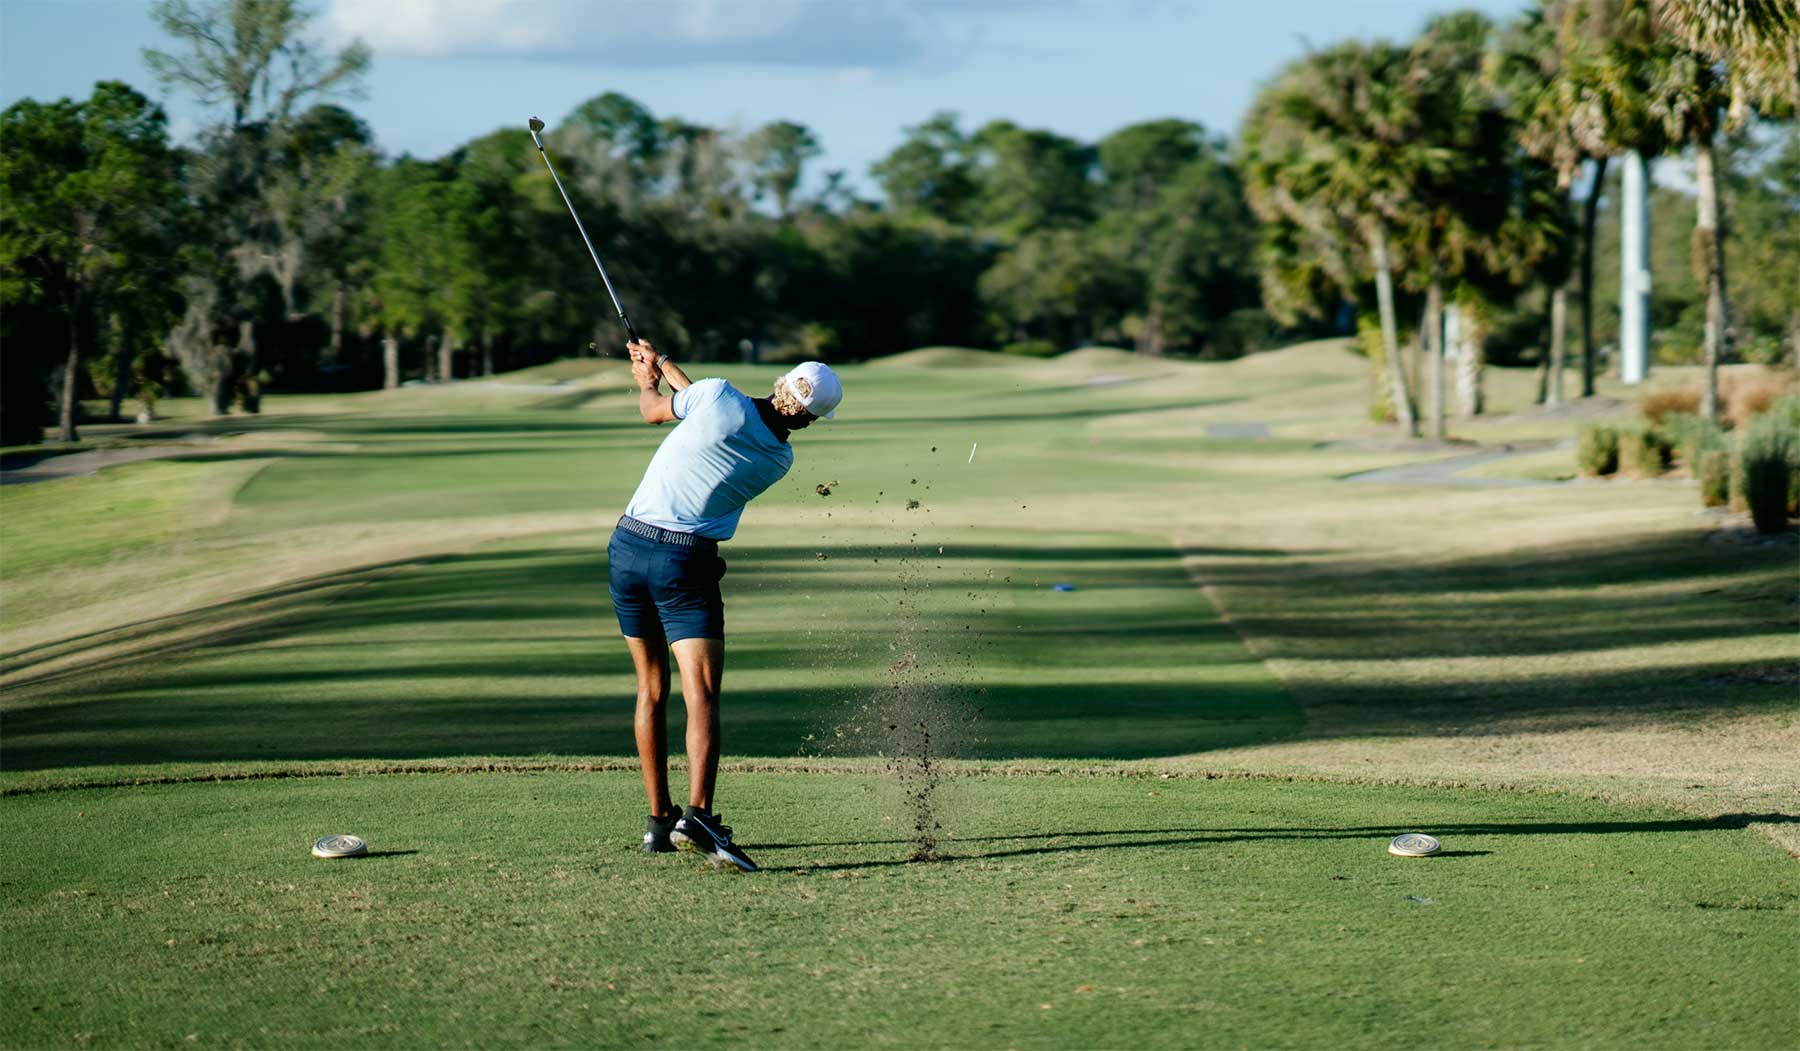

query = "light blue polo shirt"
[[623, 378, 794, 541]]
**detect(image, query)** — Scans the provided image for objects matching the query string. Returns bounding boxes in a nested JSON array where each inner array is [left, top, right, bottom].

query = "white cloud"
[[322, 0, 934, 68]]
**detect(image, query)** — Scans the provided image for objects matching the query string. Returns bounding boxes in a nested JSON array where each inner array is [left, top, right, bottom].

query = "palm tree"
[[1447, 162, 1571, 418], [1402, 12, 1513, 438], [1635, 0, 1799, 420], [1488, 9, 1591, 405], [1654, 1, 1799, 121], [1491, 3, 1668, 401], [1241, 42, 1453, 436]]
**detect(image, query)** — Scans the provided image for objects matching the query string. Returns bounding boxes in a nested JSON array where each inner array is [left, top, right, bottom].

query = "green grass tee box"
[[3, 772, 1795, 1050]]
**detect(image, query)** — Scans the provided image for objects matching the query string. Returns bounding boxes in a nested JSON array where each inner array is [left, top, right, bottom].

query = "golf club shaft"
[[528, 120, 639, 344]]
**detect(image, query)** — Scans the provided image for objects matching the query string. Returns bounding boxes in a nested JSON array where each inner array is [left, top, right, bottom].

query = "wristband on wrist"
[[655, 353, 669, 367]]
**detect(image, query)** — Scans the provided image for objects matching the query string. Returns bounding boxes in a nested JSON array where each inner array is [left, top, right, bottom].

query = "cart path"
[[1205, 421, 1273, 440], [0, 445, 210, 485], [1342, 439, 1570, 488]]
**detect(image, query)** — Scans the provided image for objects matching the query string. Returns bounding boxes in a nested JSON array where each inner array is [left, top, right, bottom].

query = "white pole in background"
[[1620, 151, 1652, 384]]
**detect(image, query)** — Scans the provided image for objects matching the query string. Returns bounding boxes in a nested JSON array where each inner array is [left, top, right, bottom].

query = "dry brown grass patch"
[[1641, 373, 1800, 429], [1725, 373, 1798, 429], [1641, 387, 1700, 423]]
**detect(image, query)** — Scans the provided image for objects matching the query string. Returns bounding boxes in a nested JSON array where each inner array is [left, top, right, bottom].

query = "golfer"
[[611, 339, 842, 872]]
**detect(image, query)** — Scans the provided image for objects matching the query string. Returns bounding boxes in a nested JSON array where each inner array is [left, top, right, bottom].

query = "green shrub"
[[1769, 392, 1800, 431], [1735, 413, 1800, 533], [1728, 447, 1748, 512], [1617, 428, 1672, 478], [1000, 339, 1059, 359], [1655, 411, 1726, 468], [1576, 425, 1619, 477], [1696, 449, 1730, 507], [1356, 312, 1395, 422], [1202, 308, 1277, 360]]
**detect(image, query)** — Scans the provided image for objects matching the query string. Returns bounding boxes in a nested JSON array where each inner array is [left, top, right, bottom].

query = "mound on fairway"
[[1057, 346, 1161, 369], [865, 346, 1009, 369]]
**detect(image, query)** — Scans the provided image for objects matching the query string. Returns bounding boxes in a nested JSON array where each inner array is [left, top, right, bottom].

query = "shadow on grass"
[[756, 813, 1794, 872], [0, 677, 1301, 768], [1, 541, 1253, 678], [6, 523, 1795, 773], [1191, 529, 1799, 665], [1, 534, 1306, 768]]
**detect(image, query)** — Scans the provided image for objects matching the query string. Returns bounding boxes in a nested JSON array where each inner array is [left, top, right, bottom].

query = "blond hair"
[[771, 376, 812, 416]]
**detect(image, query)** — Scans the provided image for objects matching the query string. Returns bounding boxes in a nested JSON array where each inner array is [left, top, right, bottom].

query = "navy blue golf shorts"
[[607, 522, 727, 643]]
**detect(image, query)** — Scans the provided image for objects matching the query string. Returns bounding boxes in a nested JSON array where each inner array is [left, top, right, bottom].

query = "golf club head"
[[527, 114, 637, 343]]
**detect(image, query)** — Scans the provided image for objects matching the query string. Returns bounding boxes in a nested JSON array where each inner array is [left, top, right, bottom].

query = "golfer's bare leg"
[[624, 636, 676, 818], [670, 637, 725, 811]]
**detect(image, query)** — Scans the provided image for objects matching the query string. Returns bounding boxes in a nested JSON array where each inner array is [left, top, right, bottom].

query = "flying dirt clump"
[[814, 545, 982, 861], [815, 480, 838, 496]]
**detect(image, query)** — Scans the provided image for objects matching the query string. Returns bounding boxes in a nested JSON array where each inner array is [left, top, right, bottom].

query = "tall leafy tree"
[[145, 0, 369, 412], [144, 0, 368, 131], [978, 228, 1133, 348], [1396, 12, 1566, 429], [1096, 120, 1205, 213], [447, 128, 542, 375], [262, 102, 374, 382], [280, 104, 375, 373], [968, 120, 1094, 237], [0, 82, 180, 441], [1633, 0, 1798, 419], [744, 120, 821, 219], [1095, 121, 1258, 355], [363, 160, 457, 387], [657, 119, 743, 220], [1488, 2, 1669, 398], [1488, 6, 1590, 404], [557, 92, 663, 209], [1399, 12, 1503, 435], [1724, 129, 1800, 366], [869, 112, 977, 225], [1241, 41, 1445, 435], [785, 214, 991, 358]]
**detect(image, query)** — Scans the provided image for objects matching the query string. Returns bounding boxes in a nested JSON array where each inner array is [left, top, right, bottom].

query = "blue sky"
[[2, 0, 1532, 195]]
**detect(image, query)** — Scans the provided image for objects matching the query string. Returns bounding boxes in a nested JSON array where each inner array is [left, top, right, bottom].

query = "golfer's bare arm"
[[627, 340, 688, 424]]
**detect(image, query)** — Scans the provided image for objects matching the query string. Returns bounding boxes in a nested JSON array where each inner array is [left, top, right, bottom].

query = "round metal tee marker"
[[311, 834, 368, 859], [1388, 833, 1442, 857]]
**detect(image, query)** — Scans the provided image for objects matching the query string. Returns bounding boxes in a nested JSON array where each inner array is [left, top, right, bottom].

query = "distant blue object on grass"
[[1052, 583, 1076, 592]]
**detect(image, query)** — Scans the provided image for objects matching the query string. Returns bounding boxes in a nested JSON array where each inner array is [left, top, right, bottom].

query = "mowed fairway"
[[3, 343, 1797, 1048]]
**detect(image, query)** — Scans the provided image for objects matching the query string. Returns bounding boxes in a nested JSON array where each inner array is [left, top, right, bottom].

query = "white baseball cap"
[[781, 361, 843, 419]]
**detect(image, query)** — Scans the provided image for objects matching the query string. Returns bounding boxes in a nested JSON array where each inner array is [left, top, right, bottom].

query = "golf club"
[[527, 116, 639, 345]]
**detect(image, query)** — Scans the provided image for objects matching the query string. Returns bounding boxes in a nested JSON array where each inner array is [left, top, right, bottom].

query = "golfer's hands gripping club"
[[628, 341, 661, 390], [629, 339, 692, 393]]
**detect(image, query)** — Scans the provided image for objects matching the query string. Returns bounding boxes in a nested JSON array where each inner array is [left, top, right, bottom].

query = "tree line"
[[1241, 0, 1797, 437], [3, 0, 1795, 445]]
